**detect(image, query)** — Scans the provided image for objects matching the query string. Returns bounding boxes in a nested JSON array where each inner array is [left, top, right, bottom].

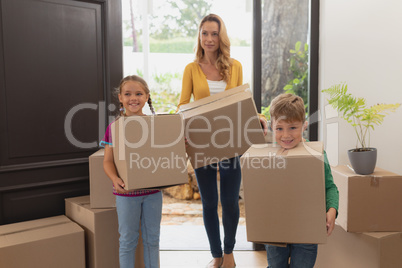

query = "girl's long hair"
[[195, 14, 232, 83]]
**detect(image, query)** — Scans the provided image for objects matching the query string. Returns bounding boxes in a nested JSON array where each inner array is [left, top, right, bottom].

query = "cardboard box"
[[178, 84, 266, 169], [241, 141, 327, 244], [89, 149, 116, 208], [111, 114, 188, 190], [0, 215, 85, 268], [315, 224, 402, 268], [65, 195, 144, 268], [332, 165, 402, 232]]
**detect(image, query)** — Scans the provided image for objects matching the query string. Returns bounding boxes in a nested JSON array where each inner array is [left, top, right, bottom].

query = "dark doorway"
[[0, 0, 122, 225]]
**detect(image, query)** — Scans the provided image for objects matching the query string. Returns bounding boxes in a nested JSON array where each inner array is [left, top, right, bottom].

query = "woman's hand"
[[184, 137, 189, 148], [113, 177, 129, 194], [326, 207, 337, 236], [259, 117, 268, 136]]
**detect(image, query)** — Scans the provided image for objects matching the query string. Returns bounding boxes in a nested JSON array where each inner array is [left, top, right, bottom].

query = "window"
[[121, 0, 253, 114], [253, 0, 319, 140]]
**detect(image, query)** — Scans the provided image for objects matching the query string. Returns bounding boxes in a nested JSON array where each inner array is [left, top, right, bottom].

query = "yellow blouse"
[[177, 59, 243, 108]]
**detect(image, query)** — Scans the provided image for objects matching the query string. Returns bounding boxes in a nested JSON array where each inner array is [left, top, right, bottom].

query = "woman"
[[177, 14, 268, 268]]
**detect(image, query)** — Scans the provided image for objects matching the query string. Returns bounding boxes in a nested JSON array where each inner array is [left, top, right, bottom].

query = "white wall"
[[319, 0, 402, 174]]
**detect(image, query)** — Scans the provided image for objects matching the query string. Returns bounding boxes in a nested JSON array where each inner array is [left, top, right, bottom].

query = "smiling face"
[[118, 81, 149, 116], [200, 21, 220, 54], [272, 118, 307, 149]]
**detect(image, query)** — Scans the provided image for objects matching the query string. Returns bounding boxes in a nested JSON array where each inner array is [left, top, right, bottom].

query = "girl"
[[101, 75, 161, 268], [177, 14, 267, 268]]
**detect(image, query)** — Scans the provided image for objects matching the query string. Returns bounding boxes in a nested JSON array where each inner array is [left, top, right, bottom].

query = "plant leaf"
[[295, 41, 301, 51]]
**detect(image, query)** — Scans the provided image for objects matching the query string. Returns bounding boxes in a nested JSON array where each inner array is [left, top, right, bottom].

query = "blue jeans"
[[265, 244, 318, 268], [194, 156, 242, 258], [116, 191, 162, 268]]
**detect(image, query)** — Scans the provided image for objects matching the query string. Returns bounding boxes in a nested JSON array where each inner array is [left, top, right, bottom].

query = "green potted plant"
[[322, 83, 400, 174]]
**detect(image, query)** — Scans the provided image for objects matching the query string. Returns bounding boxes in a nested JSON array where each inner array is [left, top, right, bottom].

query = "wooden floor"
[[160, 250, 267, 268], [159, 194, 267, 267]]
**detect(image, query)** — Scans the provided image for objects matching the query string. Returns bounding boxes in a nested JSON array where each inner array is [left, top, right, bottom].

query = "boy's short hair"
[[269, 93, 306, 122]]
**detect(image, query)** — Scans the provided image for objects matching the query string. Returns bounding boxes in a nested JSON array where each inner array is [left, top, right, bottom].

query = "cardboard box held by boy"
[[241, 141, 327, 245]]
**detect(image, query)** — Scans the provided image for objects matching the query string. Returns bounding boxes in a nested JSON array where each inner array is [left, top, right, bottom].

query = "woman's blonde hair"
[[195, 14, 232, 83], [269, 93, 306, 123], [116, 75, 155, 116]]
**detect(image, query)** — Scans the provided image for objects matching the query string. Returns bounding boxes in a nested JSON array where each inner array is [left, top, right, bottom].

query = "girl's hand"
[[113, 177, 129, 194], [259, 117, 268, 136], [326, 207, 337, 236]]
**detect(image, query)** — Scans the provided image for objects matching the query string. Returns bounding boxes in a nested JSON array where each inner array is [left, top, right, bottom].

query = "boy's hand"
[[326, 208, 337, 236], [113, 177, 129, 194], [259, 117, 268, 136]]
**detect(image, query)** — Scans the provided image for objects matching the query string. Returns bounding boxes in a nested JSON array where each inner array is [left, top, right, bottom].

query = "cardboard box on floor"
[[65, 195, 145, 268], [111, 114, 188, 191], [332, 165, 402, 232], [178, 84, 266, 169], [241, 141, 327, 244], [0, 215, 85, 268], [315, 224, 402, 268], [89, 149, 116, 208]]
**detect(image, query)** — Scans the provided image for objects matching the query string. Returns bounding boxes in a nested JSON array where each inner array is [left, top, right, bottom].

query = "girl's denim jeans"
[[116, 191, 162, 268]]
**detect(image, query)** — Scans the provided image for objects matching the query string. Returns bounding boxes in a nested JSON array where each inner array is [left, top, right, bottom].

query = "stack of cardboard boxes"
[[65, 114, 189, 268], [0, 215, 86, 268], [65, 195, 144, 268], [315, 165, 402, 267]]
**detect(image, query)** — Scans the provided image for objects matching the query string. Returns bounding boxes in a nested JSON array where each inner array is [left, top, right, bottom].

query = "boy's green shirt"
[[323, 151, 339, 213], [302, 140, 339, 213], [272, 140, 339, 214]]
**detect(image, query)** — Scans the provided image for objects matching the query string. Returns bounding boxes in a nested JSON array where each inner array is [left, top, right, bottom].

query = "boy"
[[265, 93, 339, 268]]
